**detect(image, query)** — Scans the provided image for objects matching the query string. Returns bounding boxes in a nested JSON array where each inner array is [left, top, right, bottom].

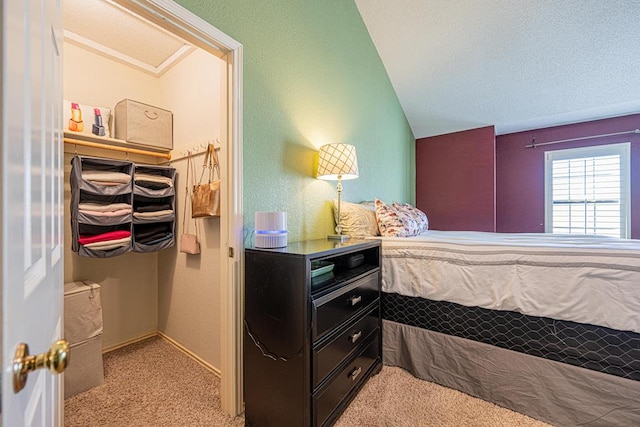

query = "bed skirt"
[[383, 320, 640, 427]]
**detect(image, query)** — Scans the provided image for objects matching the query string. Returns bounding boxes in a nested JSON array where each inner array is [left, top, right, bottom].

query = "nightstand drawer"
[[313, 334, 379, 427], [313, 305, 378, 388], [313, 272, 378, 341]]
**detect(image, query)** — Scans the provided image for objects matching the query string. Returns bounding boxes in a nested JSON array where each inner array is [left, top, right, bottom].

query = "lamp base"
[[327, 234, 350, 242]]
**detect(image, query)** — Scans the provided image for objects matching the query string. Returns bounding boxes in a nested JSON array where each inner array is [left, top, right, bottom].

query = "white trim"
[[544, 143, 631, 238], [220, 43, 244, 416], [63, 30, 195, 77], [64, 30, 159, 75], [115, 0, 240, 56], [112, 0, 244, 416]]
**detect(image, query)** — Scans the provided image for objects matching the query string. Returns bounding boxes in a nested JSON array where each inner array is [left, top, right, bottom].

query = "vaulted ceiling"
[[64, 1, 639, 139], [354, 0, 640, 138]]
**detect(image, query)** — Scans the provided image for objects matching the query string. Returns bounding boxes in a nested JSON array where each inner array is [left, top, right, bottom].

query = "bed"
[[374, 230, 640, 426]]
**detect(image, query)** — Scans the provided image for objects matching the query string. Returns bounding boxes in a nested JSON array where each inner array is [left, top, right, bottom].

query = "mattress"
[[374, 230, 640, 334]]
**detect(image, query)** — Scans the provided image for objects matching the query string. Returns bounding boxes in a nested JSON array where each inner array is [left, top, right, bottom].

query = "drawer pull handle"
[[349, 331, 362, 343], [348, 295, 362, 306], [349, 366, 362, 381]]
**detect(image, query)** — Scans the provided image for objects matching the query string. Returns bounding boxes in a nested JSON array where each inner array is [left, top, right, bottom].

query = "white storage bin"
[[64, 281, 104, 398], [64, 281, 103, 343], [64, 335, 105, 399], [114, 99, 173, 150]]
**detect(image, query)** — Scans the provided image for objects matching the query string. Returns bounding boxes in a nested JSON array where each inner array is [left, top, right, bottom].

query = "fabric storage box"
[[64, 281, 103, 343], [64, 281, 104, 398], [114, 99, 173, 150], [64, 335, 105, 399]]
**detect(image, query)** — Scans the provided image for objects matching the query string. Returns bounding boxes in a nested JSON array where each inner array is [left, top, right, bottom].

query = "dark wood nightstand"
[[244, 239, 382, 426]]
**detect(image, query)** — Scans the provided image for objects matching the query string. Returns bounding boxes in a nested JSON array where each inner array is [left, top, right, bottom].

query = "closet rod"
[[64, 137, 172, 160], [526, 129, 640, 148]]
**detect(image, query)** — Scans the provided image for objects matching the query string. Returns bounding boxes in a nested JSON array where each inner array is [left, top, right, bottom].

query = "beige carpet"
[[335, 366, 551, 427], [65, 336, 551, 426], [64, 337, 244, 427]]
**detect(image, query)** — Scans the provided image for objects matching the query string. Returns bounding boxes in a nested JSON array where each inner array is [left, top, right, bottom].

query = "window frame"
[[544, 142, 631, 238]]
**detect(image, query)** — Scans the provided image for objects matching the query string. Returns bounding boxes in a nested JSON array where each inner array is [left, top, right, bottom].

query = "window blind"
[[545, 142, 630, 239], [551, 155, 620, 237]]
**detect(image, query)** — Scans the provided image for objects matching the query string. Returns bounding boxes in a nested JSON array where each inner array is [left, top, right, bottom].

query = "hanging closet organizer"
[[70, 155, 176, 258]]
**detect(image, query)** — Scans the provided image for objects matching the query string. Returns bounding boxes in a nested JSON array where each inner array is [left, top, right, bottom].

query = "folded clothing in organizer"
[[83, 236, 131, 250], [78, 230, 131, 246], [133, 210, 173, 219], [135, 203, 172, 213], [134, 223, 168, 238], [89, 181, 125, 186], [78, 202, 132, 212], [135, 180, 171, 190], [79, 208, 132, 218], [134, 173, 173, 188], [82, 171, 132, 185], [136, 232, 173, 245], [134, 223, 172, 244]]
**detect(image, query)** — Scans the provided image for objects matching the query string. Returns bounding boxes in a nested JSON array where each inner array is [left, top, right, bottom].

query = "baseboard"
[[157, 331, 222, 378], [102, 331, 158, 353]]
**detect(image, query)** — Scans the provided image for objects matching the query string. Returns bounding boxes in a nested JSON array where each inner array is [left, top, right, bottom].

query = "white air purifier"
[[254, 211, 287, 248]]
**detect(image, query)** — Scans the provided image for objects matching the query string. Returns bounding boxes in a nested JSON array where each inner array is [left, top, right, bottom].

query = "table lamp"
[[317, 143, 359, 242]]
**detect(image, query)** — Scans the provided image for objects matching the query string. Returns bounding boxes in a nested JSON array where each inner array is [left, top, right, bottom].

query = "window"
[[544, 143, 630, 238]]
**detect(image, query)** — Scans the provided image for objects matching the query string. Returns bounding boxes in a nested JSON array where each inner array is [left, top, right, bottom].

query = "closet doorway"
[[62, 0, 243, 417]]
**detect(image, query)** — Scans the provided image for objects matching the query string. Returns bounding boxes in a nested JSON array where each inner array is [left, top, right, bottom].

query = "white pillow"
[[63, 100, 112, 138], [333, 200, 380, 237]]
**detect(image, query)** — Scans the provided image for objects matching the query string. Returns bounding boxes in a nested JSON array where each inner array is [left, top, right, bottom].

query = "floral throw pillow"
[[393, 202, 429, 234], [374, 198, 420, 237]]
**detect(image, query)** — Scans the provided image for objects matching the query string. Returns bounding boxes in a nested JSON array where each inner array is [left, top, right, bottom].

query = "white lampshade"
[[317, 143, 359, 242], [317, 143, 359, 180]]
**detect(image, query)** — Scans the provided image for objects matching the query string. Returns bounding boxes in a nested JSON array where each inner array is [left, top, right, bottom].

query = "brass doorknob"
[[13, 339, 70, 393]]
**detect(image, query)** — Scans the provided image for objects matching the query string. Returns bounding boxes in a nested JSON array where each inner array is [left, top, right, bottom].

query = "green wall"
[[177, 0, 415, 241]]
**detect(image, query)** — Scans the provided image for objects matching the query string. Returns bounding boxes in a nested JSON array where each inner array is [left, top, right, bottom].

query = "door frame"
[[114, 0, 244, 415]]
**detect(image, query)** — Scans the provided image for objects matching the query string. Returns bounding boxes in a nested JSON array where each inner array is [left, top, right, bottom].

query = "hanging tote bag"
[[192, 143, 221, 218], [180, 153, 201, 254]]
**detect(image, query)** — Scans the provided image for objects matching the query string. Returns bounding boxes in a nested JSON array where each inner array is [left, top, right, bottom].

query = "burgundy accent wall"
[[416, 126, 496, 231], [496, 114, 640, 238]]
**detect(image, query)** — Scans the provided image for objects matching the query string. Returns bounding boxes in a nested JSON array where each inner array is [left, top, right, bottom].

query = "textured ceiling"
[[63, 0, 193, 76], [354, 0, 640, 138]]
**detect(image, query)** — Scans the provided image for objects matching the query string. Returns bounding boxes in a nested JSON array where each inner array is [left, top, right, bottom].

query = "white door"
[[2, 0, 65, 425]]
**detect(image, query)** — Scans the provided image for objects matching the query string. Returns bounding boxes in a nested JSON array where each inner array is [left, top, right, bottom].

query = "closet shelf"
[[64, 132, 172, 160]]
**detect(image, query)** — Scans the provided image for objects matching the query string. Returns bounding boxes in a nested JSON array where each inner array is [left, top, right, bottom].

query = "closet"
[[62, 0, 227, 397]]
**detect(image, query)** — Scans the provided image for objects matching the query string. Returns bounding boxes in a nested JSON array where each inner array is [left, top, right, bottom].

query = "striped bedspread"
[[373, 230, 640, 334]]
